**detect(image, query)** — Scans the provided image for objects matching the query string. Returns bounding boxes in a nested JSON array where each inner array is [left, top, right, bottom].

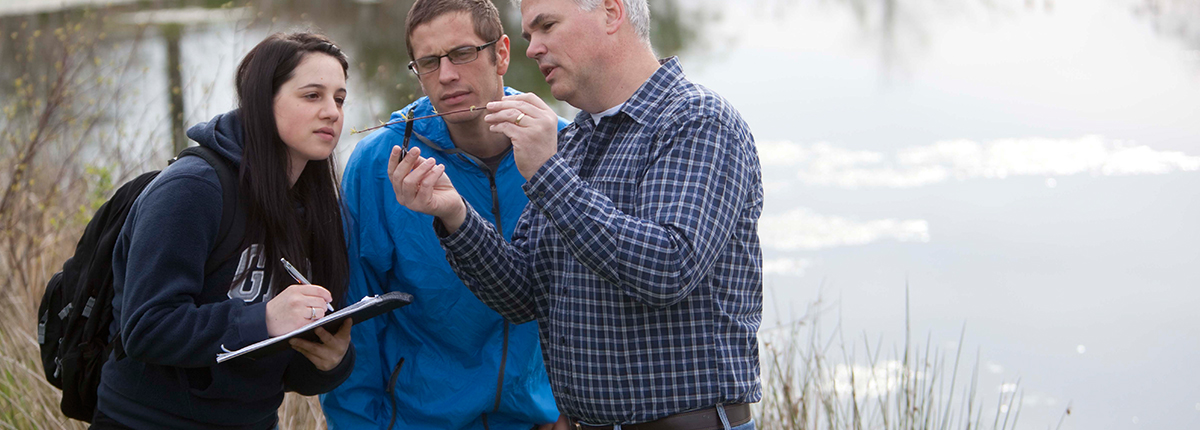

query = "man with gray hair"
[[388, 0, 764, 428]]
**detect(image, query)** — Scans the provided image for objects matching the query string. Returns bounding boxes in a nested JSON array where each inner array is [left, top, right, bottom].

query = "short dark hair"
[[405, 0, 503, 62]]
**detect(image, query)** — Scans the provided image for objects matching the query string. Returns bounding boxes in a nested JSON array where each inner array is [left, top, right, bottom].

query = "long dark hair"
[[234, 32, 350, 306]]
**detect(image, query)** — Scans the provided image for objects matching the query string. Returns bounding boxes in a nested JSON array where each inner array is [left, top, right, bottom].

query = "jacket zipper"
[[412, 131, 513, 417], [481, 156, 509, 414]]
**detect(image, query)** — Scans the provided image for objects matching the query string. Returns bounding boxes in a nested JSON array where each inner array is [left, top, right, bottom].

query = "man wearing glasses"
[[388, 0, 764, 428], [320, 0, 564, 429]]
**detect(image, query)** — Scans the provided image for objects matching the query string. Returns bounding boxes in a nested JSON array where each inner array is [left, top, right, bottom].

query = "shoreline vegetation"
[[0, 8, 1066, 430], [756, 290, 1068, 430]]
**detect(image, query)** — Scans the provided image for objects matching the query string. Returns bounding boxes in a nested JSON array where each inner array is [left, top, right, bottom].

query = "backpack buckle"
[[57, 303, 73, 320]]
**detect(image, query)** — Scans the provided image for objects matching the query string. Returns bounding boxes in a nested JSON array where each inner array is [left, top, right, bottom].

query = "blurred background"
[[1, 0, 1196, 429]]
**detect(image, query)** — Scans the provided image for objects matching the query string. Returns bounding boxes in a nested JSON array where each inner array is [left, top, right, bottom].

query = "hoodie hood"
[[186, 109, 245, 167]]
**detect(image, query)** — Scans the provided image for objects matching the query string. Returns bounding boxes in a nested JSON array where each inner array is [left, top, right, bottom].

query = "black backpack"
[[36, 146, 245, 422]]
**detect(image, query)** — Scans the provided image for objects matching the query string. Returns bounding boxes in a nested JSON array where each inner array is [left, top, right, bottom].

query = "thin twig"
[[350, 106, 487, 134]]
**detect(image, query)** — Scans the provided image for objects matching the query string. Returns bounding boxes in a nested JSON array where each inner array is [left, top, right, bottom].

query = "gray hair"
[[511, 0, 650, 42]]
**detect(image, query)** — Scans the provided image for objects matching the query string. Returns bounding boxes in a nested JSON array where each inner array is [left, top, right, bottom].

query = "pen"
[[280, 257, 335, 312]]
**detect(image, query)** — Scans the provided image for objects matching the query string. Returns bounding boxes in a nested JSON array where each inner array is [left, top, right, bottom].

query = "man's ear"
[[496, 34, 512, 76], [603, 0, 625, 35]]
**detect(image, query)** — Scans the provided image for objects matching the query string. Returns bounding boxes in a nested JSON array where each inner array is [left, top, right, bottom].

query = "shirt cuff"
[[436, 199, 490, 263], [236, 301, 270, 348], [522, 154, 581, 216]]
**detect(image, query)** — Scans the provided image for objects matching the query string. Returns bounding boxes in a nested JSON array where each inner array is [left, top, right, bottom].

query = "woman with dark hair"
[[93, 32, 355, 429]]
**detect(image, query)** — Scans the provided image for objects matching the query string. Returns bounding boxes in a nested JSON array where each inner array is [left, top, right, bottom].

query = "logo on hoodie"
[[228, 244, 277, 303]]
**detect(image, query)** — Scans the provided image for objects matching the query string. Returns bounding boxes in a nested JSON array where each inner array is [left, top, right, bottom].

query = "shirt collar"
[[568, 57, 684, 128], [589, 102, 625, 125], [620, 57, 684, 126]]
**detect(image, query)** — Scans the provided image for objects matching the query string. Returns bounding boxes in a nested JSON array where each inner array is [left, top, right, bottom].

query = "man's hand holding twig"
[[387, 146, 467, 232], [485, 93, 559, 181]]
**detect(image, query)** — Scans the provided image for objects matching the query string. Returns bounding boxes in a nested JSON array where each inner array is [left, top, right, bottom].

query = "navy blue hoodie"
[[98, 110, 355, 429]]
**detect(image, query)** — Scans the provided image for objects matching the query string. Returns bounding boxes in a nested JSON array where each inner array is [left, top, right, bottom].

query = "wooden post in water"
[[164, 24, 186, 154]]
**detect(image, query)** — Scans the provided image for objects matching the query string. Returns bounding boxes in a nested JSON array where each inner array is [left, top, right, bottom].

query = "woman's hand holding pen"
[[270, 258, 351, 369], [290, 318, 352, 371], [387, 146, 468, 233], [265, 284, 334, 337]]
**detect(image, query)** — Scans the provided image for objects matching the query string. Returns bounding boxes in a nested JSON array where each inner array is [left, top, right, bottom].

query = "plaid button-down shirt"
[[439, 57, 763, 423]]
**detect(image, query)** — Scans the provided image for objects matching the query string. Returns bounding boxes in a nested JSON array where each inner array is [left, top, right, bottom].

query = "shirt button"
[[559, 336, 567, 346], [564, 228, 575, 237]]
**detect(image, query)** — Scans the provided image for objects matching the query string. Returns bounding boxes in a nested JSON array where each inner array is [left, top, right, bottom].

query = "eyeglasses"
[[408, 39, 499, 75]]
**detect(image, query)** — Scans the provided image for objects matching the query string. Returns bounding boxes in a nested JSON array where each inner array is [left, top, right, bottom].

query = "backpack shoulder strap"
[[175, 146, 245, 274], [111, 148, 242, 363]]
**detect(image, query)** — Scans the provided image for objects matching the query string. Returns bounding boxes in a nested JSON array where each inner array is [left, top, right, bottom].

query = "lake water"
[[708, 1, 1199, 429], [2, 0, 1197, 428]]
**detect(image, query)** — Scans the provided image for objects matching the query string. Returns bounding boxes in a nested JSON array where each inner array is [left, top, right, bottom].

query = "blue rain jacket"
[[321, 88, 565, 429]]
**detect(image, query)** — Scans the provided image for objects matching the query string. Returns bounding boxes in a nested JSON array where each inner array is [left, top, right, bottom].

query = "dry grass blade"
[[756, 287, 1058, 430], [1054, 401, 1072, 430]]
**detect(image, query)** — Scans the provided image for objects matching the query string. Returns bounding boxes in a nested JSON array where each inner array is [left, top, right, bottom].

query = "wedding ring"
[[515, 112, 525, 126], [309, 306, 317, 320]]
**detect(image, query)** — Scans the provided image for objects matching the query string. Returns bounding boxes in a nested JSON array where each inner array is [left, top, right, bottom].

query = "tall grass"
[[1, 8, 128, 429], [754, 288, 1059, 430]]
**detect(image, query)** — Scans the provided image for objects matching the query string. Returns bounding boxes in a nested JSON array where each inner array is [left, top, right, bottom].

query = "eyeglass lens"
[[413, 45, 482, 74]]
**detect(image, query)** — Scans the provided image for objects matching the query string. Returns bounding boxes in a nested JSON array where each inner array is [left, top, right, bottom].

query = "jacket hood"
[[186, 109, 245, 167]]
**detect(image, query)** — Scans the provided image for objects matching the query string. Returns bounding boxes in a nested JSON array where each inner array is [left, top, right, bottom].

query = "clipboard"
[[216, 291, 413, 363]]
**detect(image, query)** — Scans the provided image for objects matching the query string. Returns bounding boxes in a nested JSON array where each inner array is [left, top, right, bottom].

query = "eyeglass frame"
[[407, 39, 501, 75]]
